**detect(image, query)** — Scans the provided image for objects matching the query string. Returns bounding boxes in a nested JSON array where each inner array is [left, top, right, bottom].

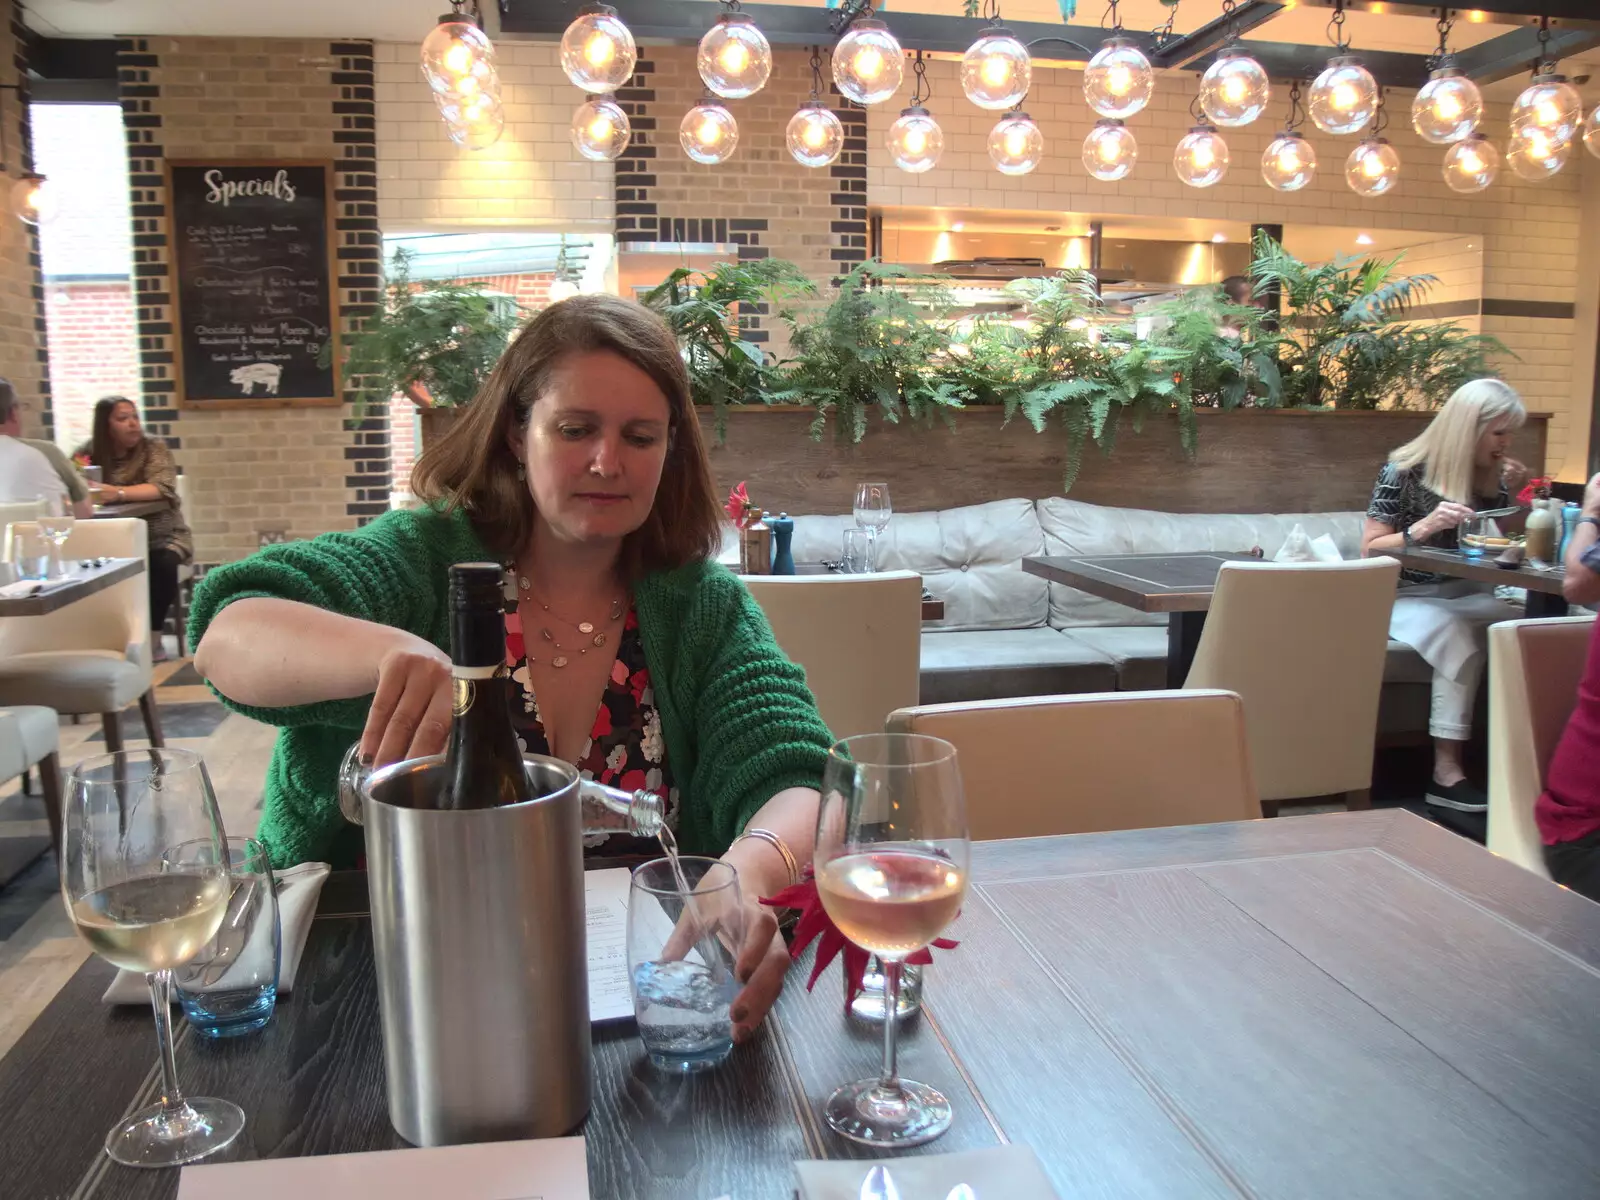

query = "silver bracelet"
[[733, 827, 799, 888]]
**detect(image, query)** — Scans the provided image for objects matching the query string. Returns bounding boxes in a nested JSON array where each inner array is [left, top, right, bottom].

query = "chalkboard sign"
[[166, 160, 341, 407]]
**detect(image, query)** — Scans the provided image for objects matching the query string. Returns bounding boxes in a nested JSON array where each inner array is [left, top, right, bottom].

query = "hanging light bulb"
[[1174, 123, 1229, 188], [560, 3, 638, 94], [886, 106, 943, 173], [1511, 68, 1583, 152], [1586, 104, 1600, 159], [1082, 118, 1137, 182], [961, 26, 1031, 112], [10, 173, 56, 225], [1411, 66, 1481, 144], [1345, 138, 1398, 197], [421, 4, 496, 92], [1309, 56, 1378, 135], [1199, 45, 1270, 128], [787, 100, 844, 168], [1083, 36, 1154, 119], [1442, 132, 1499, 193], [833, 18, 904, 106], [436, 90, 505, 151], [1507, 122, 1572, 182], [570, 95, 631, 161], [988, 110, 1042, 176], [680, 98, 738, 165], [698, 10, 772, 100], [1261, 131, 1316, 192]]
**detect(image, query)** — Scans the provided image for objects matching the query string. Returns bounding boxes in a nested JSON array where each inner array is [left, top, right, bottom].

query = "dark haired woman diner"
[[191, 295, 832, 1041], [1361, 379, 1530, 813], [79, 396, 194, 662]]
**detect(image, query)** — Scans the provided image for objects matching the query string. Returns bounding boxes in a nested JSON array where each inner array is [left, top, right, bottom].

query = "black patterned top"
[[504, 606, 677, 859], [1367, 462, 1507, 584]]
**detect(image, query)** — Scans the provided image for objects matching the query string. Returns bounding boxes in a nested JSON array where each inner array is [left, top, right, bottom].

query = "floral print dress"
[[503, 607, 678, 858]]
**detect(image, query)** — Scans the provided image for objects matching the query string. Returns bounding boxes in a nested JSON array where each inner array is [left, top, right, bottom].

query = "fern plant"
[[1145, 288, 1285, 410]]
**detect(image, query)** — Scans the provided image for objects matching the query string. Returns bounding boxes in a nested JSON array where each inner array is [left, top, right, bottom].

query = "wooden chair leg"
[[138, 689, 166, 748], [36, 751, 63, 861], [1260, 799, 1283, 819], [1345, 788, 1372, 811], [19, 766, 31, 796], [101, 710, 124, 754]]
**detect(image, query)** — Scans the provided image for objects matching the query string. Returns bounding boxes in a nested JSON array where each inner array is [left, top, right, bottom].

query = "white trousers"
[[1388, 580, 1520, 742]]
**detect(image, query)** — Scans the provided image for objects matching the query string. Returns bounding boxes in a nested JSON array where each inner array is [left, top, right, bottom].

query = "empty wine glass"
[[852, 482, 892, 572], [815, 733, 970, 1147], [38, 492, 75, 579], [62, 748, 245, 1167]]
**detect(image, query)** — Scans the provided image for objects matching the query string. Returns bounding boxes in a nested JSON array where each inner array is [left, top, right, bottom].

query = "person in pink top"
[[1536, 472, 1600, 900]]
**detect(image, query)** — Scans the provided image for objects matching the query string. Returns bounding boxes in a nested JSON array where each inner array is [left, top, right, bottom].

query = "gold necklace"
[[514, 572, 625, 670]]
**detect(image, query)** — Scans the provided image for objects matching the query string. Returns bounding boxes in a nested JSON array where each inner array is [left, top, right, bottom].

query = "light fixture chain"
[[1151, 1, 1178, 51], [1370, 85, 1388, 137], [1431, 12, 1454, 67], [1286, 78, 1304, 133], [809, 44, 824, 99], [911, 48, 931, 105], [1327, 0, 1349, 54], [1101, 0, 1121, 35]]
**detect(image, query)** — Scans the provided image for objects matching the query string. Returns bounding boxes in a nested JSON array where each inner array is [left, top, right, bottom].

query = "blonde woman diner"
[[1361, 378, 1530, 813]]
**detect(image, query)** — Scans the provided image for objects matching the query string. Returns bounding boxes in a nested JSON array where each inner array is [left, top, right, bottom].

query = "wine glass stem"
[[146, 970, 189, 1115], [867, 528, 878, 573], [877, 959, 903, 1093]]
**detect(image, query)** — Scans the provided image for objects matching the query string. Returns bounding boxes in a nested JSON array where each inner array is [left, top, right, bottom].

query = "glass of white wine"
[[62, 747, 245, 1167], [38, 491, 75, 579], [852, 482, 892, 572], [815, 733, 969, 1148]]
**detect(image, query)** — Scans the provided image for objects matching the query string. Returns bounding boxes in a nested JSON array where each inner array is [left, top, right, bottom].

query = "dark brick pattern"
[[12, 4, 49, 439], [830, 98, 868, 270]]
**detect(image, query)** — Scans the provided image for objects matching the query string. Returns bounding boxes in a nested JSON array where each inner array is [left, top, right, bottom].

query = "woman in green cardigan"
[[190, 294, 833, 1043]]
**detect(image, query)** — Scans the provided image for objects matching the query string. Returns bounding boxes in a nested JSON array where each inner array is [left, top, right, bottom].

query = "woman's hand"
[[360, 634, 454, 766], [1415, 500, 1475, 542], [1500, 457, 1531, 495], [729, 900, 788, 1044]]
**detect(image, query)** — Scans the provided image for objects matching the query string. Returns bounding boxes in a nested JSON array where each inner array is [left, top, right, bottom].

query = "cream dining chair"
[[0, 705, 63, 857], [741, 571, 922, 741], [1184, 557, 1399, 816], [887, 690, 1259, 840], [0, 517, 164, 751], [1487, 615, 1595, 879]]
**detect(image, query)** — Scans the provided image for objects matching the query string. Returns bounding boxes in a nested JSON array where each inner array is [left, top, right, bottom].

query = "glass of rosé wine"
[[814, 733, 969, 1148]]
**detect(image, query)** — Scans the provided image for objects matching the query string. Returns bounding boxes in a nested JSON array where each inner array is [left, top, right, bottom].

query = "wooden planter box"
[[422, 405, 1550, 517]]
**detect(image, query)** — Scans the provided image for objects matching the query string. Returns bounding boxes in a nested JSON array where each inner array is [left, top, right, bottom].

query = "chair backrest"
[[0, 499, 44, 558], [0, 518, 151, 664], [1184, 557, 1400, 803], [741, 571, 922, 741], [887, 690, 1259, 840], [1488, 615, 1595, 877]]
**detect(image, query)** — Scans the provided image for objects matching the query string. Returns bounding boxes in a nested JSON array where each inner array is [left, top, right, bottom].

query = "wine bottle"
[[442, 562, 533, 811]]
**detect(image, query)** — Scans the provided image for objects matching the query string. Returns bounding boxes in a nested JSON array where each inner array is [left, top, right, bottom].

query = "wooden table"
[[3, 809, 1596, 1198], [1385, 546, 1570, 618], [92, 500, 169, 520], [1023, 552, 1258, 687], [0, 557, 143, 617]]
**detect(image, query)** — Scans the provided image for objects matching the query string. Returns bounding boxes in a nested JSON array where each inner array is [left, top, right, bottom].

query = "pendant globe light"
[[1511, 73, 1583, 155], [1309, 1, 1377, 136], [1586, 104, 1600, 160], [1507, 122, 1572, 182], [787, 48, 845, 168], [680, 97, 739, 165], [1261, 81, 1317, 192], [436, 89, 505, 151], [886, 53, 943, 174], [1199, 5, 1269, 129], [1083, 2, 1153, 119], [560, 3, 638, 94], [988, 110, 1043, 176], [832, 8, 904, 107], [10, 173, 56, 225], [1411, 18, 1481, 145], [961, 2, 1031, 112], [1082, 118, 1137, 182], [1442, 132, 1499, 193], [421, 1, 496, 93], [1174, 121, 1229, 188], [570, 95, 631, 161], [698, 2, 772, 100], [1344, 90, 1398, 197]]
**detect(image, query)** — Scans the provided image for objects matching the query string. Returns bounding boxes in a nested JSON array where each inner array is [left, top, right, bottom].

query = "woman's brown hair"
[[411, 294, 723, 579], [89, 396, 141, 472]]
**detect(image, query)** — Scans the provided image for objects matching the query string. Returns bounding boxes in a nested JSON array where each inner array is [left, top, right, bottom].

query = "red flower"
[[724, 481, 751, 529], [761, 869, 958, 1009], [590, 705, 614, 738], [619, 768, 647, 793], [1517, 477, 1552, 506]]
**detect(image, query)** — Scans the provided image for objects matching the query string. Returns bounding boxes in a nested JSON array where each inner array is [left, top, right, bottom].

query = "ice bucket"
[[362, 753, 594, 1147]]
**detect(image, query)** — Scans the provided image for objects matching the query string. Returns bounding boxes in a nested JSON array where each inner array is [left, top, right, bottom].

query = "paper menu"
[[177, 1137, 588, 1199], [585, 867, 634, 1022]]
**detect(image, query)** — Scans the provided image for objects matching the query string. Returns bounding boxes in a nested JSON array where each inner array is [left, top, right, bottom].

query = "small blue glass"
[[171, 836, 280, 1038]]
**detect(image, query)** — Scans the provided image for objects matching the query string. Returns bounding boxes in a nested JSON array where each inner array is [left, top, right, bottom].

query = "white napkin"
[[795, 1146, 1058, 1199], [102, 862, 331, 1006], [0, 577, 45, 598]]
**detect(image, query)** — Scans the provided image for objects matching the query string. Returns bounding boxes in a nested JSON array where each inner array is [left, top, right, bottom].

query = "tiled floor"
[[0, 641, 274, 1057]]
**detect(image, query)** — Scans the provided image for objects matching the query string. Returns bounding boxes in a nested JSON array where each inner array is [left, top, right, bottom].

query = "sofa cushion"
[[793, 499, 1048, 632], [1037, 497, 1367, 628], [919, 628, 1117, 704], [1060, 626, 1170, 691]]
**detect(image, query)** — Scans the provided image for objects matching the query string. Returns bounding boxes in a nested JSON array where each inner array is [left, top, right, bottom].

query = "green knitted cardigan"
[[187, 505, 833, 868]]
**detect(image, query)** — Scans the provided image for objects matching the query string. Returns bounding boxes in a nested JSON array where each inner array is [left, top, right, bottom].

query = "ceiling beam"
[[1292, 1, 1600, 34], [1452, 27, 1600, 83], [1151, 1, 1289, 70], [506, 2, 1434, 89]]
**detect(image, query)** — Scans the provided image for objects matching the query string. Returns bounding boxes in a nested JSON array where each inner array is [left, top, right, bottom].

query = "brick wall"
[[0, 4, 47, 439], [866, 59, 1589, 477], [42, 279, 140, 449], [117, 36, 384, 564]]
